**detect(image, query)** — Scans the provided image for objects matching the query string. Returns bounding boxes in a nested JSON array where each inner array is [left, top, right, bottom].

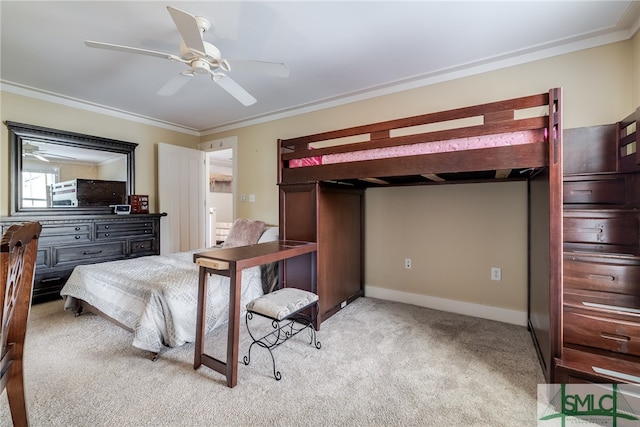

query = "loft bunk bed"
[[277, 88, 563, 383], [279, 89, 562, 187]]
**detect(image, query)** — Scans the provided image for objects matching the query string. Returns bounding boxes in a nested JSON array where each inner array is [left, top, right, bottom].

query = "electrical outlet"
[[405, 258, 412, 269], [249, 194, 255, 203], [240, 194, 246, 203], [491, 267, 502, 281]]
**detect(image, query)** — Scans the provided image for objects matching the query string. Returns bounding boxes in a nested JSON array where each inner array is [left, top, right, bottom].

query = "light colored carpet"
[[1, 297, 544, 426]]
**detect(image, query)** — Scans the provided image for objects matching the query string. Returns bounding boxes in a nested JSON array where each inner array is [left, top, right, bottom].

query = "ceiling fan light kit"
[[84, 5, 288, 105]]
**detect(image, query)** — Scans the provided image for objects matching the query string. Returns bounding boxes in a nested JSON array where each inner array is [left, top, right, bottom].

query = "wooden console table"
[[193, 240, 317, 388]]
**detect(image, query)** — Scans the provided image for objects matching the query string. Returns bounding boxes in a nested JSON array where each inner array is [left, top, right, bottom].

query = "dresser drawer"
[[40, 224, 91, 244], [564, 306, 640, 356], [564, 289, 640, 314], [564, 257, 640, 295], [564, 178, 626, 205], [95, 221, 155, 239], [556, 347, 640, 384], [36, 248, 49, 269], [33, 270, 72, 301], [129, 238, 156, 256], [564, 212, 639, 247], [54, 242, 126, 266]]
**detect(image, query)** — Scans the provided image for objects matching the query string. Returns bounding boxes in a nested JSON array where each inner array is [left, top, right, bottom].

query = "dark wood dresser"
[[556, 115, 640, 383], [0, 213, 164, 303], [279, 182, 364, 324]]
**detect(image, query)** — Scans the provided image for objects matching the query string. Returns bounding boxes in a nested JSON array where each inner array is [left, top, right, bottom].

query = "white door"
[[158, 143, 206, 254]]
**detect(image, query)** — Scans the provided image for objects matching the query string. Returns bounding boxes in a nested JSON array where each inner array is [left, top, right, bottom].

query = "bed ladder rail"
[[617, 106, 639, 172]]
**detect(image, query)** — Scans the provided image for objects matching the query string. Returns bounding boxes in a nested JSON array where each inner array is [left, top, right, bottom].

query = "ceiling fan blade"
[[227, 60, 290, 78], [33, 153, 50, 162], [211, 73, 256, 106], [157, 73, 193, 96], [167, 6, 206, 55], [41, 153, 76, 160], [85, 40, 183, 62]]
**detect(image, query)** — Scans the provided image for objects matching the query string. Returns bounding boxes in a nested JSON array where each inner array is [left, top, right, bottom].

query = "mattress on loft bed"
[[289, 128, 546, 168]]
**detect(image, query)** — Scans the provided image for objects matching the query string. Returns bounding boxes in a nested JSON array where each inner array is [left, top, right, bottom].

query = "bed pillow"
[[222, 219, 266, 248], [258, 226, 279, 243]]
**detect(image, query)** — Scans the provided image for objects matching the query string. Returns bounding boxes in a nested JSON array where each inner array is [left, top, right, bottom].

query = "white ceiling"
[[2, 1, 639, 136]]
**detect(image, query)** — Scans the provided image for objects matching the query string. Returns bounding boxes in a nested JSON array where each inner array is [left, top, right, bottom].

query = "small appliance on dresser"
[[556, 111, 640, 384]]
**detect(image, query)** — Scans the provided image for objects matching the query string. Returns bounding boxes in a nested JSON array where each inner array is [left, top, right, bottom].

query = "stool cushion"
[[247, 288, 318, 321]]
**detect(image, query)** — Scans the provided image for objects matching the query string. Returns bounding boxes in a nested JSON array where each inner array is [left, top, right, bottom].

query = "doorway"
[[201, 136, 238, 247]]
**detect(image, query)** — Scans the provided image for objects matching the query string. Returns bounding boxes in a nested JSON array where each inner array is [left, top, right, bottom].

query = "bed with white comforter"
[[60, 249, 264, 354]]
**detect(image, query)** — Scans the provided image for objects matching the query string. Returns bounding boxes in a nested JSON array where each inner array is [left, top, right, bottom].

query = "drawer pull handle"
[[104, 233, 110, 237], [576, 227, 603, 233], [600, 332, 630, 342], [83, 250, 103, 255], [570, 189, 593, 194], [582, 301, 640, 314], [40, 277, 62, 283], [568, 227, 604, 234], [75, 235, 81, 240], [592, 366, 640, 383], [104, 225, 110, 229], [587, 274, 615, 282], [75, 227, 81, 231], [144, 230, 150, 234]]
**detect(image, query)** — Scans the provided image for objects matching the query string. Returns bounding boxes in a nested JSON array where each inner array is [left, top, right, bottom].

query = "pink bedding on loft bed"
[[289, 128, 547, 168]]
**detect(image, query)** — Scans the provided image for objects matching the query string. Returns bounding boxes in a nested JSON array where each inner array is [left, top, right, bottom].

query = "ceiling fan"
[[22, 142, 75, 163], [84, 6, 289, 106]]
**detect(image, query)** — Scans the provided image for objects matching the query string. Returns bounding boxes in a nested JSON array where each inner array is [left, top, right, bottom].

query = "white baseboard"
[[364, 285, 527, 326]]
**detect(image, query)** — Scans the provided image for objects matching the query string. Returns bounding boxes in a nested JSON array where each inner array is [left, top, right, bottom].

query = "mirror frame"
[[6, 121, 137, 216]]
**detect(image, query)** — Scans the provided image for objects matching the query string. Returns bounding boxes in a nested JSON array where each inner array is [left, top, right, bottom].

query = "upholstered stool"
[[243, 288, 321, 380]]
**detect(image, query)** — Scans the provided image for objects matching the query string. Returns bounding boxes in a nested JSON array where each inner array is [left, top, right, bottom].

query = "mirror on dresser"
[[6, 121, 136, 216]]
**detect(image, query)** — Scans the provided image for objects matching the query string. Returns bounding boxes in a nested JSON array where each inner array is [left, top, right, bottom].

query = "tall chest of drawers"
[[0, 213, 164, 303], [556, 121, 640, 383]]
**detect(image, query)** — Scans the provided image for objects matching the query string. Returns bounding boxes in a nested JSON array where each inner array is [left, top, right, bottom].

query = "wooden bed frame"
[[277, 88, 563, 383], [279, 90, 561, 185]]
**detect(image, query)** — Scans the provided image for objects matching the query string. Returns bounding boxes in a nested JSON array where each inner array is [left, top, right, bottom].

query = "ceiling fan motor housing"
[[179, 41, 229, 72]]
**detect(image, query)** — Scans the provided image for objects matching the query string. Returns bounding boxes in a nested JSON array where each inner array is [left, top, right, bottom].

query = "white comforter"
[[60, 250, 264, 353]]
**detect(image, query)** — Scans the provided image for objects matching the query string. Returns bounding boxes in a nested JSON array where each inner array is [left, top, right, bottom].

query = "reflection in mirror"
[[6, 121, 137, 216], [21, 141, 127, 208]]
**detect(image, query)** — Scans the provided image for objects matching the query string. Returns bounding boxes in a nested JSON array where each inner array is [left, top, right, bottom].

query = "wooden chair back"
[[0, 221, 42, 427]]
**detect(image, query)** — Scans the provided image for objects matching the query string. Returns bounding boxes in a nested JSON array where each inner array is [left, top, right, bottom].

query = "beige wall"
[[0, 92, 200, 215], [206, 39, 636, 313], [0, 38, 636, 315]]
